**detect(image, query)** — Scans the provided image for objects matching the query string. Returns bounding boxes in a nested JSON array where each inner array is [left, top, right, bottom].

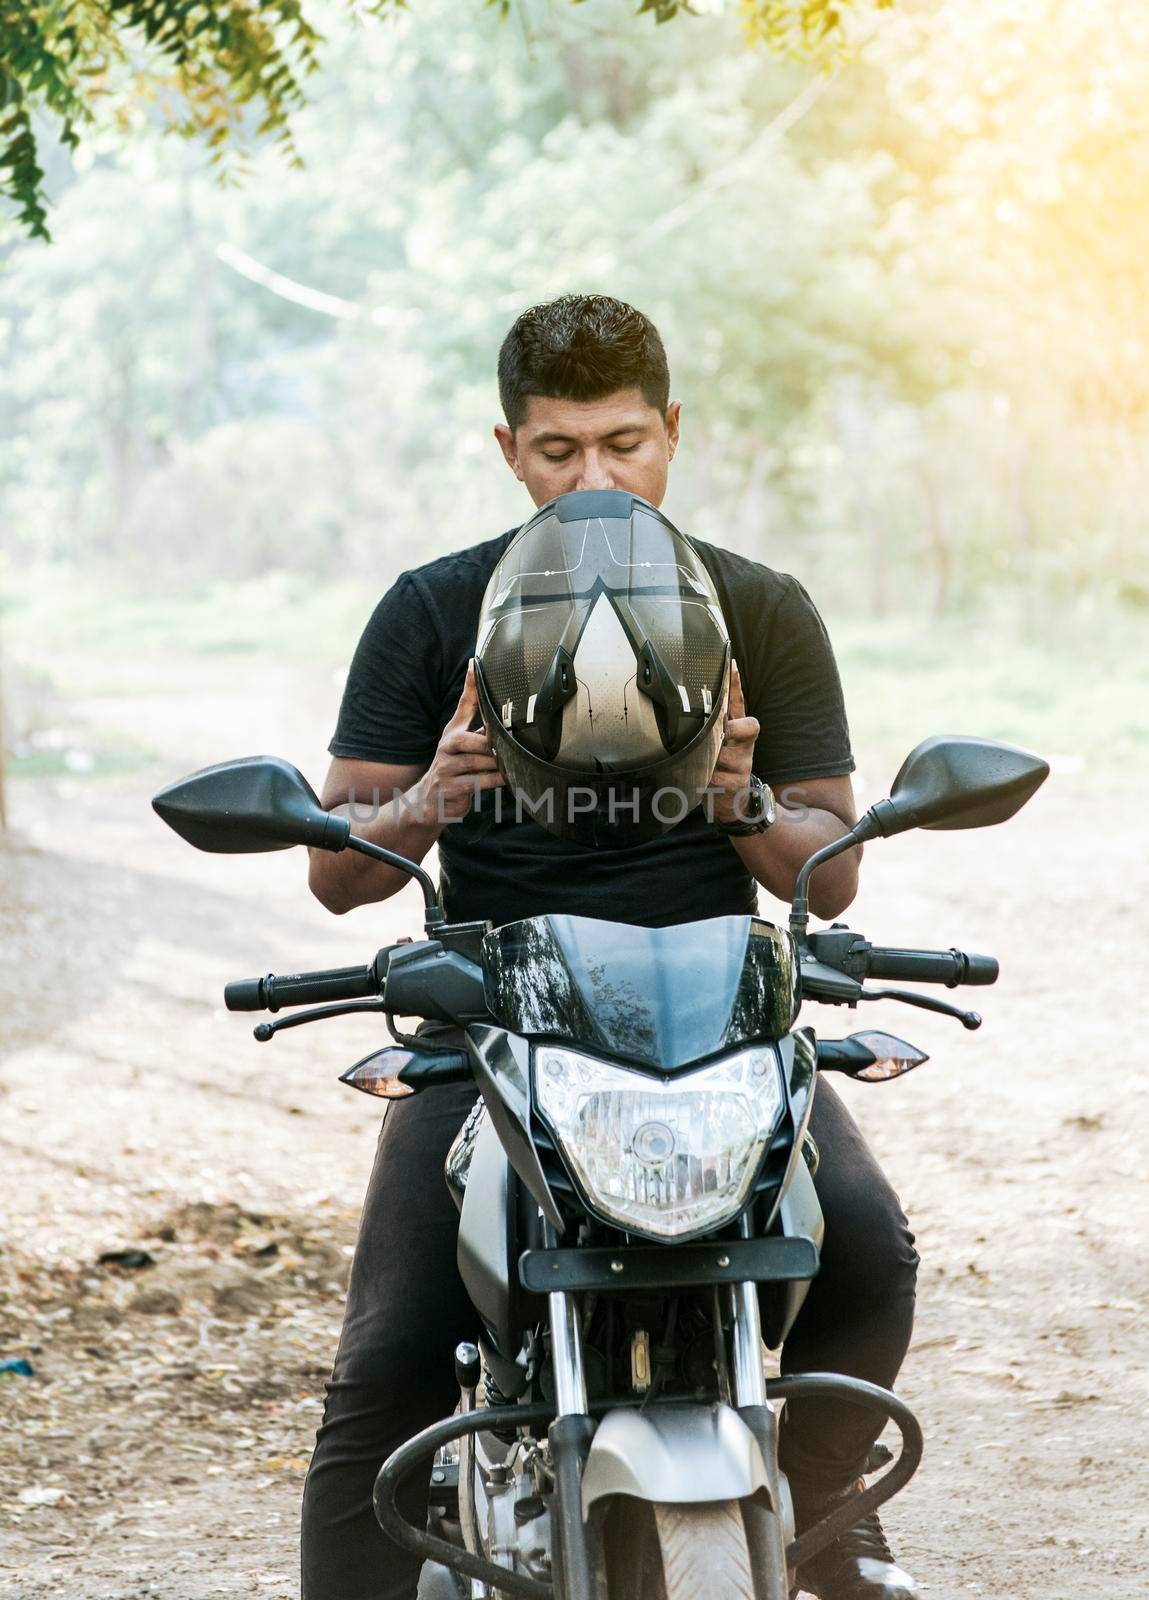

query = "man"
[[302, 294, 920, 1600]]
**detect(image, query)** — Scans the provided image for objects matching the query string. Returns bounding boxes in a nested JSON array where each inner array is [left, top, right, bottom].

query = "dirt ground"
[[2, 645, 1147, 1599]]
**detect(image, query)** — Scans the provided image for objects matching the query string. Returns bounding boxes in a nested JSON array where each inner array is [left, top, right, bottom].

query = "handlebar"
[[863, 946, 998, 987], [224, 960, 382, 1013], [800, 928, 998, 1023], [221, 929, 489, 1029], [223, 925, 997, 1039], [804, 927, 997, 989]]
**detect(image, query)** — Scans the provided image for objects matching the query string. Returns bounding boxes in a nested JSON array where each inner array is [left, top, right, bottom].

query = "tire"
[[601, 1496, 756, 1600]]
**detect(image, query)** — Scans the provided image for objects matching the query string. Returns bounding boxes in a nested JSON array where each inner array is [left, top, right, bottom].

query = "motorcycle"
[[153, 733, 1047, 1600]]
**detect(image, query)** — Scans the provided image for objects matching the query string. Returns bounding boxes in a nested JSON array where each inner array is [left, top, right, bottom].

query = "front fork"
[[543, 1223, 598, 1600], [725, 1215, 792, 1600], [543, 1213, 789, 1600], [728, 1214, 769, 1408]]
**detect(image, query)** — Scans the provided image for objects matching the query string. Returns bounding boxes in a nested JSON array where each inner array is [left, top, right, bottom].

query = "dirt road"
[[2, 647, 1147, 1599]]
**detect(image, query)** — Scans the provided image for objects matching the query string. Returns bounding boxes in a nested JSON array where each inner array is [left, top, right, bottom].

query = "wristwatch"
[[714, 774, 776, 837]]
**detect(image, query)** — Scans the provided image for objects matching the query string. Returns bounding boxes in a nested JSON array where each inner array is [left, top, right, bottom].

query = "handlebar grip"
[[223, 978, 269, 1012], [864, 947, 961, 984], [224, 962, 379, 1013], [959, 952, 999, 985], [864, 947, 998, 987]]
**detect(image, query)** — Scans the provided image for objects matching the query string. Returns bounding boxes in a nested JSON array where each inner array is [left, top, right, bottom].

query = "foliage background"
[[1, 0, 1147, 781]]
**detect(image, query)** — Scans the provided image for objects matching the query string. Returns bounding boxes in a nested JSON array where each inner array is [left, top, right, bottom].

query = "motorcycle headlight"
[[534, 1045, 784, 1241]]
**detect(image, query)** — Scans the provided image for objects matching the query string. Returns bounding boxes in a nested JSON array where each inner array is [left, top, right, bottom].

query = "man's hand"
[[308, 660, 505, 914], [707, 659, 761, 827], [407, 659, 505, 826], [703, 658, 860, 918]]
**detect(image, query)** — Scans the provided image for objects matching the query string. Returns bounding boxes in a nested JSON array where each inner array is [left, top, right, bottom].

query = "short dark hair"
[[497, 293, 670, 431]]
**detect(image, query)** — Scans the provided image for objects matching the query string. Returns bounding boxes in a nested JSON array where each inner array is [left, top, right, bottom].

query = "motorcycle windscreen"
[[481, 913, 798, 1071]]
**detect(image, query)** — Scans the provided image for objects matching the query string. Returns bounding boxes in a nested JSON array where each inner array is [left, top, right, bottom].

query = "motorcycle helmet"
[[474, 489, 731, 847]]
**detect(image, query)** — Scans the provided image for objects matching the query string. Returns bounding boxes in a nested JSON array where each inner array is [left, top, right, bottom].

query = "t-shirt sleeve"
[[748, 576, 855, 788], [328, 573, 445, 766]]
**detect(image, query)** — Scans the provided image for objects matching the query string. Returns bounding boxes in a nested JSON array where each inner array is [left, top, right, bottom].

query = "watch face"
[[718, 776, 774, 834], [744, 777, 776, 830]]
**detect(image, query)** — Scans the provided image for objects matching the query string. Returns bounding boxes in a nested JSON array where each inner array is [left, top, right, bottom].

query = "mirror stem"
[[790, 815, 878, 944], [345, 835, 446, 930]]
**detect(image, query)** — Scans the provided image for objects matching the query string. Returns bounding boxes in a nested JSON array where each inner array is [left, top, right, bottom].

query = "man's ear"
[[665, 400, 682, 461], [494, 423, 525, 483]]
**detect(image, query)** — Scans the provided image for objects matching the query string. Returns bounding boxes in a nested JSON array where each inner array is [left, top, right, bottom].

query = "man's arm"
[[308, 663, 504, 914], [708, 661, 861, 921], [729, 774, 860, 921]]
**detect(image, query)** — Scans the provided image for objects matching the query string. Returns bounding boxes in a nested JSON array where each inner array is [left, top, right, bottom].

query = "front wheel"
[[601, 1497, 757, 1600]]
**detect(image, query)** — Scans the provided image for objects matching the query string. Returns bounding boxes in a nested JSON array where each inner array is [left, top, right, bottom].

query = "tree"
[[2, 0, 325, 239], [0, 0, 884, 239], [4, 0, 1146, 612]]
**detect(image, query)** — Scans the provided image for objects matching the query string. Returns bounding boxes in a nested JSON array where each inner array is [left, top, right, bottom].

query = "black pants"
[[300, 1067, 918, 1600]]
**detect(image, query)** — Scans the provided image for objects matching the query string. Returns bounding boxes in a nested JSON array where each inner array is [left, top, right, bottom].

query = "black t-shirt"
[[329, 529, 854, 930]]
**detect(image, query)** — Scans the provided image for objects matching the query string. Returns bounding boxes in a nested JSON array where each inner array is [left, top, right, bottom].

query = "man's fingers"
[[724, 713, 760, 743], [441, 749, 501, 776], [726, 658, 746, 722], [441, 729, 496, 756], [446, 658, 481, 731], [441, 769, 505, 806]]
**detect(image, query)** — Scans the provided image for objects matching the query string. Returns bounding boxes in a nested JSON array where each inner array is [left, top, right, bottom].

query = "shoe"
[[792, 1483, 920, 1600]]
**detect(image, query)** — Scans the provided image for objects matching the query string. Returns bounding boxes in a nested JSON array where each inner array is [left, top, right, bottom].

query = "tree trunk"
[[1009, 429, 1035, 633], [734, 444, 775, 562], [835, 377, 884, 616], [918, 459, 952, 619]]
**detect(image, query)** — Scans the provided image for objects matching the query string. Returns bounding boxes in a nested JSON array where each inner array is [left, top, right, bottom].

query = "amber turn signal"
[[850, 1031, 930, 1082], [340, 1048, 420, 1099]]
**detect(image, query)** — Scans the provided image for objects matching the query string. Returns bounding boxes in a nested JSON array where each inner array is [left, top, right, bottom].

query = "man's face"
[[494, 388, 681, 509]]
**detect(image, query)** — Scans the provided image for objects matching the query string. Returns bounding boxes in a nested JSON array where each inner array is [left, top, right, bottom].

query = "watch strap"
[[714, 776, 776, 837]]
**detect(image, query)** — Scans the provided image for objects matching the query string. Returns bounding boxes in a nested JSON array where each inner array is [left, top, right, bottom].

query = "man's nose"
[[575, 453, 614, 491]]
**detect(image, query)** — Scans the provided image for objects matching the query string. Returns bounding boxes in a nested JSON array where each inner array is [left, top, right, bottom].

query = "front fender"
[[581, 1404, 770, 1514]]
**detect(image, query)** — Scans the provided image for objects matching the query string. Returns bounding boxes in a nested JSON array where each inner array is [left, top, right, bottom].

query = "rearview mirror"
[[790, 734, 1050, 938], [865, 735, 1049, 839], [152, 756, 351, 854]]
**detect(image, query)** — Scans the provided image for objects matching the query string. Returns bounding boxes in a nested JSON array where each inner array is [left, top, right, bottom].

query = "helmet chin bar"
[[475, 660, 730, 849]]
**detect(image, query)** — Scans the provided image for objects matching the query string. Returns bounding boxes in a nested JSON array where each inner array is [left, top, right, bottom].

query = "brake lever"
[[857, 987, 982, 1030], [252, 999, 389, 1042]]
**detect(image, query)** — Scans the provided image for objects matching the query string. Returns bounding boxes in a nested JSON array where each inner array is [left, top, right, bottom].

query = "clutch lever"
[[253, 999, 389, 1042]]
